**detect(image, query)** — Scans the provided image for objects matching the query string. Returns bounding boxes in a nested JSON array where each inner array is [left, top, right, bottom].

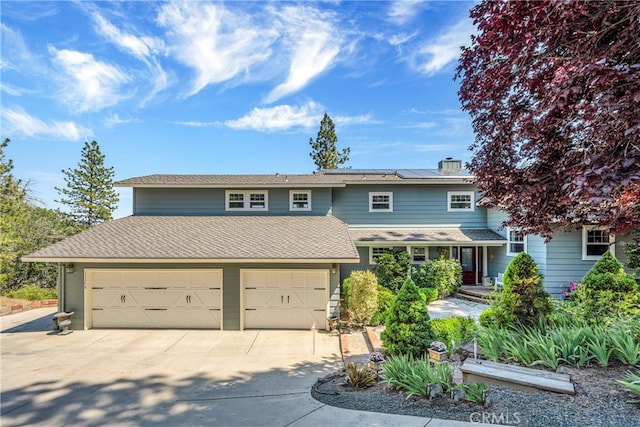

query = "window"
[[447, 191, 474, 212], [225, 190, 268, 211], [370, 247, 391, 264], [289, 190, 311, 211], [369, 192, 393, 212], [582, 226, 614, 260], [412, 247, 426, 263], [506, 227, 527, 256]]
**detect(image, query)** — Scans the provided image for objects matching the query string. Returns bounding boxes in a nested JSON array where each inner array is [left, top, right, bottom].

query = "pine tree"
[[309, 113, 350, 171], [56, 140, 119, 228]]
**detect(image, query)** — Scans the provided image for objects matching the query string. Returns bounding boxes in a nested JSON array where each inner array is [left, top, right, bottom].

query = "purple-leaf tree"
[[456, 1, 640, 240]]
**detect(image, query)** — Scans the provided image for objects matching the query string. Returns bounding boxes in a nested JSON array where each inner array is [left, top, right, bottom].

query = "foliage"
[[456, 1, 640, 238], [56, 140, 119, 228], [341, 277, 351, 308], [3, 285, 57, 300], [609, 328, 640, 365], [476, 326, 507, 362], [382, 354, 453, 397], [370, 285, 396, 326], [1, 139, 78, 291], [419, 257, 462, 298], [454, 383, 488, 404], [344, 362, 377, 389], [345, 271, 379, 326], [431, 316, 477, 353], [580, 251, 637, 293], [498, 253, 551, 326], [308, 113, 350, 171], [568, 252, 640, 321], [418, 287, 438, 305], [624, 229, 640, 275], [374, 249, 412, 293], [618, 371, 640, 404], [382, 278, 435, 357]]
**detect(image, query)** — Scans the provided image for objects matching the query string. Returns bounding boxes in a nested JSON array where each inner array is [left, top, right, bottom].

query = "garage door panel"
[[89, 270, 222, 329], [243, 269, 328, 330]]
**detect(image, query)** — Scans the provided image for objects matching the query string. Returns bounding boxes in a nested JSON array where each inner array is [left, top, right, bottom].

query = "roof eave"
[[22, 257, 361, 264]]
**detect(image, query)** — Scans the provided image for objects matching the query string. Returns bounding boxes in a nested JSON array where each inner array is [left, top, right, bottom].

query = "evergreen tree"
[[381, 277, 435, 357], [56, 140, 119, 228], [309, 113, 350, 171]]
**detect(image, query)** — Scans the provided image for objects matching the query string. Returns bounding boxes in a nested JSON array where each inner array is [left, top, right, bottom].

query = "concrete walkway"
[[0, 307, 493, 427]]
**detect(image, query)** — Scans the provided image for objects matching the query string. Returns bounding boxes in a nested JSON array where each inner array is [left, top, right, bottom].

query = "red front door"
[[460, 247, 476, 285]]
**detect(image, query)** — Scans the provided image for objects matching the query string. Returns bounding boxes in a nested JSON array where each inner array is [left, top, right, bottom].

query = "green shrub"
[[581, 251, 638, 293], [370, 285, 396, 326], [346, 271, 379, 326], [419, 287, 439, 304], [431, 316, 478, 352], [420, 257, 462, 298], [344, 362, 378, 389], [499, 252, 551, 325], [617, 371, 640, 404], [3, 285, 57, 301], [374, 249, 412, 293], [383, 354, 453, 397], [341, 277, 351, 308], [382, 277, 435, 357], [568, 252, 640, 322]]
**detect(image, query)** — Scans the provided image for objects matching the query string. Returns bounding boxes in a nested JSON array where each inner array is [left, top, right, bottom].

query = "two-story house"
[[25, 159, 630, 331]]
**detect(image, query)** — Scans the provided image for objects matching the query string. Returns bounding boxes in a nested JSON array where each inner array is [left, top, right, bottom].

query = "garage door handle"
[[145, 308, 167, 311], [245, 287, 257, 290], [186, 295, 191, 303], [144, 287, 167, 290], [209, 308, 220, 311], [92, 308, 103, 311], [287, 295, 290, 303], [121, 295, 126, 303], [314, 287, 324, 290], [245, 308, 257, 311], [209, 287, 220, 290], [281, 295, 284, 303]]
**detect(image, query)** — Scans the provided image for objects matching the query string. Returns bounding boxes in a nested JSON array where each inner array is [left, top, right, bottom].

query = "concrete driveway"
[[1, 308, 344, 427]]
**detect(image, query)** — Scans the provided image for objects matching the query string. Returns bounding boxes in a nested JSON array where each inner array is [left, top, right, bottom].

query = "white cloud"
[[388, 0, 427, 25], [264, 6, 343, 103], [412, 18, 475, 76], [157, 2, 275, 97], [105, 113, 139, 127], [225, 101, 375, 132], [1, 23, 34, 72], [1, 107, 93, 141], [49, 46, 130, 112], [170, 121, 221, 128], [225, 102, 324, 132]]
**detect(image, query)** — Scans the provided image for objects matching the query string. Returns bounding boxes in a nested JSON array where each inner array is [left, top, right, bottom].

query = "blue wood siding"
[[332, 184, 487, 227], [133, 187, 332, 216], [70, 263, 340, 331]]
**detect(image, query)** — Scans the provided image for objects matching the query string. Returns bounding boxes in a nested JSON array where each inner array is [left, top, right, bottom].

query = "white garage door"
[[86, 269, 222, 329], [242, 269, 328, 330]]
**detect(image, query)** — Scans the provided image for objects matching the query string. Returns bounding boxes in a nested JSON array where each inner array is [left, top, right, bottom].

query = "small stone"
[[452, 388, 466, 402], [428, 383, 443, 399]]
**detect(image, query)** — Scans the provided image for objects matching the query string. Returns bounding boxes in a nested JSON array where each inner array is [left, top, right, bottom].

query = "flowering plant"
[[369, 351, 385, 363], [429, 341, 447, 352], [561, 281, 579, 299]]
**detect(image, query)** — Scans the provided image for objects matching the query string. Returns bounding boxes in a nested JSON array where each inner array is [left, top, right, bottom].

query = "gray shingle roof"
[[115, 174, 348, 187], [348, 228, 506, 244], [24, 216, 360, 263]]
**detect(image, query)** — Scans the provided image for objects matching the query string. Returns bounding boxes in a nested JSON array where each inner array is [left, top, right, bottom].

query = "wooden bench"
[[460, 359, 575, 395]]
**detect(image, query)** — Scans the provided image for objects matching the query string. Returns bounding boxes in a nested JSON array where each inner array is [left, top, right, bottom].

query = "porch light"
[[331, 263, 338, 274], [64, 263, 74, 274]]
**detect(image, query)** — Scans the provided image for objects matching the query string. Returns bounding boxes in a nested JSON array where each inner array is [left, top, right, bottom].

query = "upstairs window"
[[226, 190, 268, 211], [506, 227, 527, 256], [447, 191, 474, 212], [582, 226, 614, 260], [369, 192, 393, 212], [290, 190, 311, 211]]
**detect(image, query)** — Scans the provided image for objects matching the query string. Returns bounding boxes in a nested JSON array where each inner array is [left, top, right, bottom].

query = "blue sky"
[[1, 1, 476, 218]]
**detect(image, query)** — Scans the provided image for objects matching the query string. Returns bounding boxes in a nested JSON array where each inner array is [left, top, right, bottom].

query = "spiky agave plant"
[[344, 362, 378, 389]]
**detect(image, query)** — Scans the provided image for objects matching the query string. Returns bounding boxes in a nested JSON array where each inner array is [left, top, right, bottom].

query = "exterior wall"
[[67, 262, 341, 331], [133, 187, 333, 216], [332, 184, 487, 227]]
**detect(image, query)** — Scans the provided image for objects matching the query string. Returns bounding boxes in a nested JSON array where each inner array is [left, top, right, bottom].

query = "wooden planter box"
[[428, 348, 447, 362]]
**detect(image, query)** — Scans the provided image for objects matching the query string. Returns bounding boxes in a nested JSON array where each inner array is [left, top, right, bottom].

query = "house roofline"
[[22, 257, 361, 264]]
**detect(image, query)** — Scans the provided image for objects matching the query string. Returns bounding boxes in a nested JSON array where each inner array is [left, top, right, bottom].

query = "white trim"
[[225, 190, 269, 211], [369, 192, 393, 212], [506, 227, 527, 257], [289, 190, 312, 211], [447, 191, 475, 212], [582, 226, 615, 260], [410, 246, 427, 263], [369, 246, 397, 264]]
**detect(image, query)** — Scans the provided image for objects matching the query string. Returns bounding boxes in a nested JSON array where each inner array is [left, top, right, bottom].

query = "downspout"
[[58, 263, 65, 312]]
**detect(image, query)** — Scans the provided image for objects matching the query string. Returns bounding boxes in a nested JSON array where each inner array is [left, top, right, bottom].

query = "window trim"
[[506, 227, 527, 257], [411, 246, 427, 263], [369, 247, 393, 264], [447, 191, 475, 212], [225, 190, 269, 211], [582, 226, 615, 261], [289, 190, 311, 211], [369, 192, 393, 212]]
